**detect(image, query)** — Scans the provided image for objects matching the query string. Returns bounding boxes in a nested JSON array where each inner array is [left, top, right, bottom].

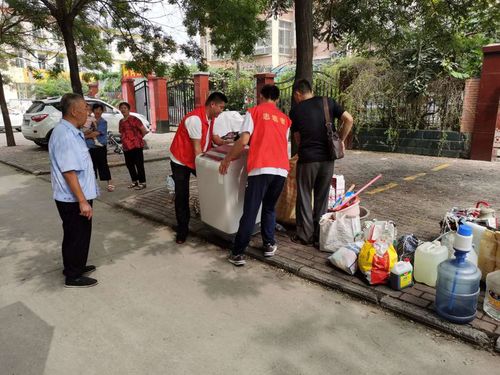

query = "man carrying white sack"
[[212, 110, 244, 146]]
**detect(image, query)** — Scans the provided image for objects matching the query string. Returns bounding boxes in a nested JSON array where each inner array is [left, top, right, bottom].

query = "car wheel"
[[34, 140, 46, 148]]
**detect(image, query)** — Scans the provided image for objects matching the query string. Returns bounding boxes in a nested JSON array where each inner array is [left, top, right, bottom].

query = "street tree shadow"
[[0, 302, 54, 375]]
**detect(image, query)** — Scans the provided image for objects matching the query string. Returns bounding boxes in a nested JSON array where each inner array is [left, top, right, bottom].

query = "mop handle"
[[335, 174, 382, 211]]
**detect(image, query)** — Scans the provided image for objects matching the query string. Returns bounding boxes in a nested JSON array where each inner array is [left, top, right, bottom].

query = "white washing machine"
[[195, 144, 261, 235]]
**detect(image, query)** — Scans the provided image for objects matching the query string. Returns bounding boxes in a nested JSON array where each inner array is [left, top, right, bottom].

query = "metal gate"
[[134, 80, 150, 122], [275, 71, 340, 115], [167, 78, 195, 126]]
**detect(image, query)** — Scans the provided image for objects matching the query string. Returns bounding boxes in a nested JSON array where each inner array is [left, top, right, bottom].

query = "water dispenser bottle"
[[435, 224, 482, 324]]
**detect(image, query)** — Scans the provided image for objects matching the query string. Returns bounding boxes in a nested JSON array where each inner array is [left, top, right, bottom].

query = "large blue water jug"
[[435, 224, 482, 324]]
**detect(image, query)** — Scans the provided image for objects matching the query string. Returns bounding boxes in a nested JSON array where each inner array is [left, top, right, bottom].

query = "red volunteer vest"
[[170, 106, 212, 169], [246, 102, 291, 173]]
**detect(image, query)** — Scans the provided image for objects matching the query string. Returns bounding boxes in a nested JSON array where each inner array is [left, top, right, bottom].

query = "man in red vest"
[[170, 92, 228, 244], [219, 85, 291, 266]]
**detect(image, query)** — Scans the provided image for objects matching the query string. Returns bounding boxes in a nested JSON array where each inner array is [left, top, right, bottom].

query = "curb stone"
[[0, 154, 169, 176], [380, 296, 493, 349], [0, 160, 49, 175]]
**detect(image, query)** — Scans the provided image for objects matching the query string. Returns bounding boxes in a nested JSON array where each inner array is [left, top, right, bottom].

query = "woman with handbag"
[[290, 79, 353, 247]]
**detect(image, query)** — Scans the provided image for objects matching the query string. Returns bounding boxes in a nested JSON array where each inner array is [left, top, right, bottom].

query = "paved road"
[[0, 163, 498, 374]]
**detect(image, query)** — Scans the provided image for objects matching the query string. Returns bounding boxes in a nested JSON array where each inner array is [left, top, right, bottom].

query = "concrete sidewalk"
[[1, 136, 500, 351], [4, 164, 500, 374]]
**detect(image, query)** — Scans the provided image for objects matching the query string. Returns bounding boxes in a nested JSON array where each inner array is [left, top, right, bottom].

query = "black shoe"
[[62, 265, 96, 276], [82, 265, 96, 275], [228, 253, 246, 266], [64, 276, 98, 288], [176, 234, 186, 244], [291, 235, 313, 246]]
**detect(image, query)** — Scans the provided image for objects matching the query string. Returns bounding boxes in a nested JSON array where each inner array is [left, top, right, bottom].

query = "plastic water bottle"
[[435, 224, 482, 324]]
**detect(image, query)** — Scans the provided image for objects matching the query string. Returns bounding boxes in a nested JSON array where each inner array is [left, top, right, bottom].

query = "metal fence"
[[134, 80, 150, 122], [275, 71, 340, 115], [167, 78, 195, 126]]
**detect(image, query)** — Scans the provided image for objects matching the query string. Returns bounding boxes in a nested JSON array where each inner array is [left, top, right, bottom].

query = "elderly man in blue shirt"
[[49, 93, 99, 288]]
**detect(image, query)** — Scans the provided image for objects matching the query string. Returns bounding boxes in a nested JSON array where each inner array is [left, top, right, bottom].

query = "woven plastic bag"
[[276, 155, 298, 225], [358, 240, 398, 285], [319, 211, 361, 253]]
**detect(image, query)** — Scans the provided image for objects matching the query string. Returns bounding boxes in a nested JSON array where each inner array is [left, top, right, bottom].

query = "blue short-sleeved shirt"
[[86, 117, 108, 148], [49, 119, 99, 202]]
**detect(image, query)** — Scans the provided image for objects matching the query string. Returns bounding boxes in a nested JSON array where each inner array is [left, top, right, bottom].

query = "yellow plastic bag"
[[358, 241, 398, 285]]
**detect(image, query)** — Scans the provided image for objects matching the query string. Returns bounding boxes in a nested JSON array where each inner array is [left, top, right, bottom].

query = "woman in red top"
[[118, 102, 149, 190]]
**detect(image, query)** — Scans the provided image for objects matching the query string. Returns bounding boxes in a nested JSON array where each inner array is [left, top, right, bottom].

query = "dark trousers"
[[296, 161, 335, 243], [124, 147, 146, 183], [233, 174, 286, 255], [55, 200, 93, 279], [89, 146, 111, 181], [171, 161, 196, 240]]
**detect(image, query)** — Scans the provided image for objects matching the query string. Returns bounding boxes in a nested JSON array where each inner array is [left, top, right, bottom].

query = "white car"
[[22, 96, 150, 146], [0, 109, 23, 132]]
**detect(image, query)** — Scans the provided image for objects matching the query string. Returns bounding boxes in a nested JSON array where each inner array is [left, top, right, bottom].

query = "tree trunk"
[[235, 60, 241, 81], [291, 0, 314, 155], [60, 21, 83, 95], [294, 0, 314, 84], [0, 72, 16, 147]]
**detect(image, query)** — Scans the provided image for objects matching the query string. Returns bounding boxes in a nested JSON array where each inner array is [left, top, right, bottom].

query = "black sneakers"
[[263, 243, 277, 257], [64, 276, 98, 288], [228, 254, 246, 266]]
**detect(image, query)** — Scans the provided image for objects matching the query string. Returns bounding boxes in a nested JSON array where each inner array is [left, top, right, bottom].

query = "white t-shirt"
[[171, 115, 211, 166], [213, 111, 244, 138], [241, 112, 289, 178]]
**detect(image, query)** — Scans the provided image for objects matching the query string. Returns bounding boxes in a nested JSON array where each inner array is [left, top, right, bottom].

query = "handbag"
[[323, 97, 344, 160]]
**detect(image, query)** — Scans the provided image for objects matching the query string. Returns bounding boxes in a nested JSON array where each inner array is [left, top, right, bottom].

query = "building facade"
[[200, 10, 336, 71], [2, 27, 131, 105]]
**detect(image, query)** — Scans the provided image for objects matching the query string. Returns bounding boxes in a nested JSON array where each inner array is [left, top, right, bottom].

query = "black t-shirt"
[[290, 96, 345, 163]]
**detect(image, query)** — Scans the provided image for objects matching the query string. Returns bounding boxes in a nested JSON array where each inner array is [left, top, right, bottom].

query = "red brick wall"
[[460, 78, 480, 133], [470, 44, 500, 161]]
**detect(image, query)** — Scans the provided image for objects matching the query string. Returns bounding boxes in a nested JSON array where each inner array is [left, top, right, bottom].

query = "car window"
[[49, 102, 62, 112], [26, 102, 45, 113], [104, 105, 115, 113]]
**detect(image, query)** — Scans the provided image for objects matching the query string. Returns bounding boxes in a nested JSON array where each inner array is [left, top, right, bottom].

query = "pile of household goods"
[[320, 176, 500, 324]]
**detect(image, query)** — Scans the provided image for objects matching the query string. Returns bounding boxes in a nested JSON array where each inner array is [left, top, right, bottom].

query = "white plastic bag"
[[319, 212, 361, 253], [328, 241, 364, 275], [363, 220, 397, 244]]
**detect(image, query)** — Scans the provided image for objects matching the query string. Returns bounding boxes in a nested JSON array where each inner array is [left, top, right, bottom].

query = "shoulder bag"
[[323, 97, 344, 160]]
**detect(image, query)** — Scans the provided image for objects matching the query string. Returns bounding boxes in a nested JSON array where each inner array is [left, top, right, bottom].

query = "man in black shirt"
[[290, 79, 353, 246]]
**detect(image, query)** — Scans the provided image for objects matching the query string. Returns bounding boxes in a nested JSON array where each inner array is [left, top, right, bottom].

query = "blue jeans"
[[233, 174, 286, 255]]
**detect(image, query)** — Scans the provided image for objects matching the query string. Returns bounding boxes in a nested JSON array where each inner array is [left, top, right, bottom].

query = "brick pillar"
[[148, 76, 169, 133], [194, 72, 210, 108], [121, 78, 137, 112], [470, 44, 500, 161], [255, 73, 275, 104], [460, 78, 480, 133], [88, 82, 98, 98]]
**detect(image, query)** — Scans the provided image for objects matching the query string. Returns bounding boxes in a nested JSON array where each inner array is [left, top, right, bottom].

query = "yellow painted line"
[[367, 182, 399, 195], [404, 172, 427, 181], [431, 163, 450, 171]]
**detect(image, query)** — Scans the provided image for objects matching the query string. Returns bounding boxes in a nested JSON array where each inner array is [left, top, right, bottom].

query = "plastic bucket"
[[336, 199, 360, 217], [359, 206, 370, 220]]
